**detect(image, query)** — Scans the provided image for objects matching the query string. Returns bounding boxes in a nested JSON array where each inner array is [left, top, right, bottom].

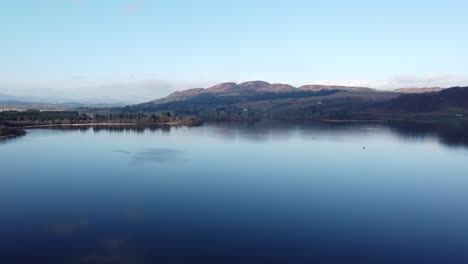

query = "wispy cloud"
[[123, 1, 142, 14], [379, 75, 468, 89], [0, 77, 211, 103], [1, 74, 467, 104], [312, 74, 468, 90], [70, 0, 143, 15]]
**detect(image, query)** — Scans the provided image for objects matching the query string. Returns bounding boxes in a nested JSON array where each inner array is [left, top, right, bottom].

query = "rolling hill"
[[123, 81, 468, 121], [382, 86, 468, 113]]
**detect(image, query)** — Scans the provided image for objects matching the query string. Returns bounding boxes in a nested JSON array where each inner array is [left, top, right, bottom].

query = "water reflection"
[[51, 219, 88, 236], [111, 148, 187, 164], [91, 125, 170, 134], [203, 120, 468, 149], [1, 120, 468, 264], [124, 210, 145, 222], [22, 124, 173, 134], [112, 150, 132, 155], [68, 239, 150, 264], [132, 148, 186, 165], [51, 224, 76, 236], [388, 121, 468, 148], [206, 121, 296, 142], [10, 120, 467, 149], [0, 135, 24, 145]]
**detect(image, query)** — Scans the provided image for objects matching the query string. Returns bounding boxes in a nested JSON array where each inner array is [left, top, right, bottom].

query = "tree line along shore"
[[0, 110, 203, 140]]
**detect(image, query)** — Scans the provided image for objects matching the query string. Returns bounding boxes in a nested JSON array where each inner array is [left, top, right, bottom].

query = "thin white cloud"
[[0, 78, 211, 103], [312, 74, 468, 90], [1, 74, 467, 104], [123, 1, 142, 14]]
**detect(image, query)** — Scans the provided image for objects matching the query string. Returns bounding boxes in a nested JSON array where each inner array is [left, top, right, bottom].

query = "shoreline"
[[0, 134, 18, 140], [0, 128, 27, 141], [1, 121, 201, 140], [319, 119, 387, 123], [19, 122, 189, 129]]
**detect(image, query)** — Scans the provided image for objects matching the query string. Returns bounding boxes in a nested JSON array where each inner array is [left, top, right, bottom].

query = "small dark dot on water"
[[363, 147, 366, 149]]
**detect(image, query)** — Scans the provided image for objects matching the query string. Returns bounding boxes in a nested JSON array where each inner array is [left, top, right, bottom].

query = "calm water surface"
[[1, 121, 468, 264]]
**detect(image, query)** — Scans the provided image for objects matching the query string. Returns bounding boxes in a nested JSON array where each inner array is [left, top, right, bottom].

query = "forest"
[[0, 110, 202, 127]]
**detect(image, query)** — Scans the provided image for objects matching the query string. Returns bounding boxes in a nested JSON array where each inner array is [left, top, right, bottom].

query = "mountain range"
[[0, 93, 126, 110], [119, 81, 468, 122], [3, 81, 468, 122]]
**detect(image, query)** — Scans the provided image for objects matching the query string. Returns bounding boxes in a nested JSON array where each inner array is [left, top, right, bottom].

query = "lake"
[[1, 121, 468, 264]]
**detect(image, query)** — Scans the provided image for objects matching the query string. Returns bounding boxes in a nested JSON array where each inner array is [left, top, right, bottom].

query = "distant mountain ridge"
[[384, 86, 468, 113], [0, 92, 127, 110], [149, 81, 447, 106], [120, 81, 468, 122], [3, 81, 468, 123], [152, 81, 378, 105]]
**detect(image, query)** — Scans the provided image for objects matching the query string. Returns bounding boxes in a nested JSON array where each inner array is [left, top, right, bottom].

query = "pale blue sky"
[[1, 0, 468, 102]]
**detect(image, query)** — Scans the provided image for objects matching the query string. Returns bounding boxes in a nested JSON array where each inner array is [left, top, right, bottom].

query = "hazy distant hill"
[[0, 92, 127, 110], [0, 101, 127, 111]]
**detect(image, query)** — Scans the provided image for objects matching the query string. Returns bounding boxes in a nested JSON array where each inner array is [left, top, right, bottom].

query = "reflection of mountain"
[[0, 126, 26, 139], [131, 148, 186, 164], [388, 121, 468, 148], [38, 124, 172, 134], [34, 121, 468, 149]]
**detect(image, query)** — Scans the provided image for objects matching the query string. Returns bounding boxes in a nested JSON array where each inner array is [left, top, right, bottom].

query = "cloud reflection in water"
[[111, 148, 187, 165], [112, 150, 132, 155], [131, 148, 186, 165]]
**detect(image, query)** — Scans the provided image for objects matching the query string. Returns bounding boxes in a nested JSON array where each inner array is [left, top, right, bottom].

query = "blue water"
[[1, 121, 468, 263]]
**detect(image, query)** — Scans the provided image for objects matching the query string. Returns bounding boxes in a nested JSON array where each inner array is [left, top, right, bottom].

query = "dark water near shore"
[[1, 120, 468, 264]]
